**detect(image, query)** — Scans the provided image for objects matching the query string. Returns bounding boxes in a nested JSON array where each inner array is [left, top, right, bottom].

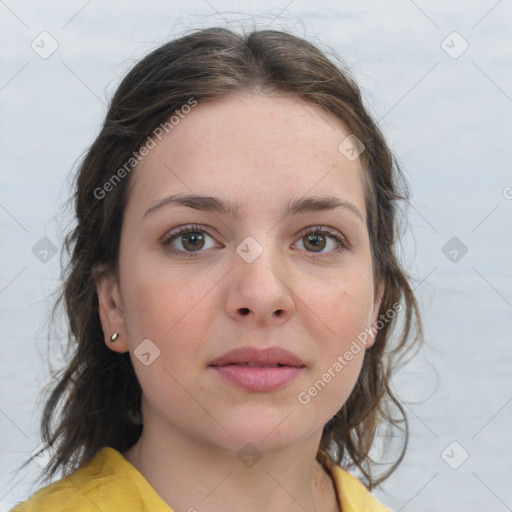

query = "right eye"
[[162, 224, 221, 257]]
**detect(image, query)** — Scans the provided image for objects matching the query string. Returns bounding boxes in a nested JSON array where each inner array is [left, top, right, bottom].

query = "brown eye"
[[303, 233, 326, 252], [163, 225, 219, 257], [181, 232, 205, 251], [294, 227, 348, 256]]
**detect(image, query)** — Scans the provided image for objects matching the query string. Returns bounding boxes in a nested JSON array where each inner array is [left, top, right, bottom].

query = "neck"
[[122, 415, 339, 512]]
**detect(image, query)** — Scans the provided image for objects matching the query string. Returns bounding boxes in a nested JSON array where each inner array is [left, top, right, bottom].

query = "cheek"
[[299, 270, 372, 406], [121, 269, 214, 406], [305, 269, 374, 349], [121, 255, 216, 341]]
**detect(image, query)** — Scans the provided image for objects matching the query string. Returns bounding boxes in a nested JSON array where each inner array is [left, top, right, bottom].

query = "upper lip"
[[209, 346, 305, 368]]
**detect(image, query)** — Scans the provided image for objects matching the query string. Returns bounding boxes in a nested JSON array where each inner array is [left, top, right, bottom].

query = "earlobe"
[[93, 264, 129, 353]]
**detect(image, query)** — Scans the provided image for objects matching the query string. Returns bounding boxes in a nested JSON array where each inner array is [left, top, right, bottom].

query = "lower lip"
[[210, 365, 304, 392]]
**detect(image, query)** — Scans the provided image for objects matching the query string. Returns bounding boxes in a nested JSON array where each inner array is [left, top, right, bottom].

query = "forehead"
[[127, 92, 367, 220]]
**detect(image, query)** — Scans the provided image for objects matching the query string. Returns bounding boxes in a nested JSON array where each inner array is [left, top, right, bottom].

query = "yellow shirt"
[[11, 447, 392, 511]]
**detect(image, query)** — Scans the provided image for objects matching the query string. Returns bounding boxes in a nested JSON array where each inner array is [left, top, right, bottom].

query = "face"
[[96, 92, 384, 454]]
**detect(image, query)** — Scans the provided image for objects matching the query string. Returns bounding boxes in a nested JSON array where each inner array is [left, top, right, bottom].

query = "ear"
[[93, 264, 129, 354], [365, 279, 385, 349]]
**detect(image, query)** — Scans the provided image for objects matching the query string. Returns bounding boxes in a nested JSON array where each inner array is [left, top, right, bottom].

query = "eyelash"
[[161, 224, 349, 259]]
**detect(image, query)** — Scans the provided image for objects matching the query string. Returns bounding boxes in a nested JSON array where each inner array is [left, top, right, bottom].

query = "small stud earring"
[[110, 332, 119, 342]]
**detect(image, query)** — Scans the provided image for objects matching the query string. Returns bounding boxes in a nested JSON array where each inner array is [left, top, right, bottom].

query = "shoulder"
[[317, 449, 393, 511], [331, 465, 394, 512], [10, 447, 162, 512]]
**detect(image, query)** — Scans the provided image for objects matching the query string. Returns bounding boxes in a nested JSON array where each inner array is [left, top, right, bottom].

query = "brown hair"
[[28, 26, 423, 490]]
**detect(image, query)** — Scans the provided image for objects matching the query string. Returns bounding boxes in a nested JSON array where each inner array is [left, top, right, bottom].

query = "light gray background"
[[1, 1, 511, 510]]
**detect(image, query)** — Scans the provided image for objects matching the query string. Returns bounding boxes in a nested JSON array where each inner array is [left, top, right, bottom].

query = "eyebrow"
[[143, 194, 364, 222]]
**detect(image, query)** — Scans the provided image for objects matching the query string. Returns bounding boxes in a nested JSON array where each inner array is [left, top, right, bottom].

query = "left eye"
[[294, 228, 346, 254]]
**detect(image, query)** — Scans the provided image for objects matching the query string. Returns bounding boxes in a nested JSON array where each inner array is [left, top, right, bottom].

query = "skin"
[[95, 91, 384, 512]]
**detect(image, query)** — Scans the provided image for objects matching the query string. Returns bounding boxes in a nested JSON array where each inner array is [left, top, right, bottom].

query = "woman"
[[12, 26, 423, 512]]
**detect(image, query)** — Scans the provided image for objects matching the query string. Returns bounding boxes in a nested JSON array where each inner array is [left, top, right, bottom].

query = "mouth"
[[208, 346, 306, 392], [208, 346, 306, 368], [219, 362, 296, 368]]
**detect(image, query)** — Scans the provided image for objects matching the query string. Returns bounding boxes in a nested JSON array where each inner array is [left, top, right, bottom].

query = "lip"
[[209, 346, 306, 392], [209, 346, 305, 368]]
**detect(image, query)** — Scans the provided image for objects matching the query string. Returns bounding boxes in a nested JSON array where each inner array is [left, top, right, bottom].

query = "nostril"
[[240, 308, 250, 315]]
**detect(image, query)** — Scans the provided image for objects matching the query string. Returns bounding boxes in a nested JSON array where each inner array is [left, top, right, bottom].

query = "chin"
[[211, 416, 316, 454]]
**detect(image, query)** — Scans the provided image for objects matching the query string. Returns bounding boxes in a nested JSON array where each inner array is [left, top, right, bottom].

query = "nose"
[[224, 244, 295, 326]]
